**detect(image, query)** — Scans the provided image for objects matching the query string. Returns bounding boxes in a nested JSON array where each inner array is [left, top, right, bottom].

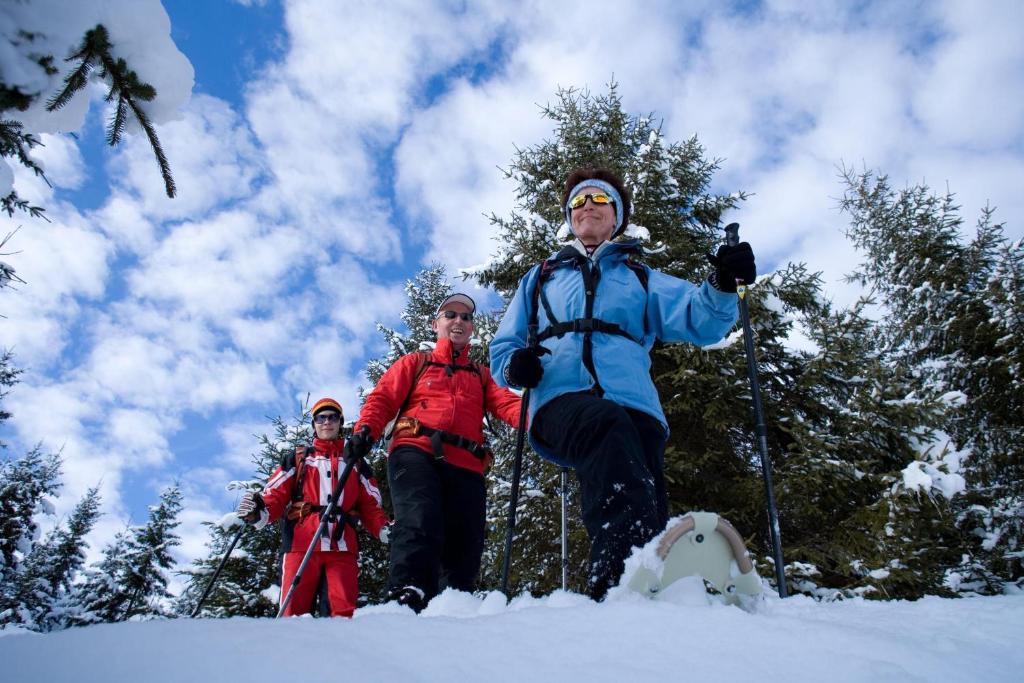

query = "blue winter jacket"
[[490, 239, 738, 463]]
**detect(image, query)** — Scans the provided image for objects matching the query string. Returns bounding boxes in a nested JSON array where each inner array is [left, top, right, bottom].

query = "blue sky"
[[2, 0, 1022, 572]]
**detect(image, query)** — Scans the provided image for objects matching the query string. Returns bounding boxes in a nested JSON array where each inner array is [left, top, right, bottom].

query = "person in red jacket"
[[349, 293, 521, 612], [237, 397, 390, 618]]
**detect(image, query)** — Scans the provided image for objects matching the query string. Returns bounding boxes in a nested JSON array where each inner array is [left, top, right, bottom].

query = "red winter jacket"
[[355, 337, 522, 474], [255, 437, 389, 554]]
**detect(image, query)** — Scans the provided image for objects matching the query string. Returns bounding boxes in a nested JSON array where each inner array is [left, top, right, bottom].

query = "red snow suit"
[[255, 436, 389, 617], [354, 337, 522, 473]]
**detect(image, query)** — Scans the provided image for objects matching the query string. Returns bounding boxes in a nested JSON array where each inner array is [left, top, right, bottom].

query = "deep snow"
[[2, 585, 1021, 683]]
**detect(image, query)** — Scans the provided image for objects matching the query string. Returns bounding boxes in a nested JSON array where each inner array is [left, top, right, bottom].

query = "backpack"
[[382, 350, 491, 450]]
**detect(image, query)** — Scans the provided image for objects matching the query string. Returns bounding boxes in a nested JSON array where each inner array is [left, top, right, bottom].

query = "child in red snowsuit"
[[238, 397, 390, 617]]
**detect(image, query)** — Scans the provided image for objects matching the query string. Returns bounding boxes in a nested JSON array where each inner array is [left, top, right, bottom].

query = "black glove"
[[504, 345, 550, 389], [708, 242, 756, 293], [237, 491, 264, 524], [345, 425, 373, 463]]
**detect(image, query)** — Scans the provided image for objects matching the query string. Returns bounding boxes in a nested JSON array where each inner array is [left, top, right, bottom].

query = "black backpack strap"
[[527, 247, 651, 394]]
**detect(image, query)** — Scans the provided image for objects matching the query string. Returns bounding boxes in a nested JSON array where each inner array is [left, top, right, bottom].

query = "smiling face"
[[313, 410, 341, 440], [570, 185, 617, 247], [431, 301, 474, 350]]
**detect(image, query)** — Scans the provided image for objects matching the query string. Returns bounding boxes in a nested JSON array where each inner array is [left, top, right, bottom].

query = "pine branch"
[[45, 25, 111, 112], [0, 120, 49, 183], [1, 192, 49, 222], [122, 94, 176, 198], [45, 24, 177, 198], [97, 52, 175, 198]]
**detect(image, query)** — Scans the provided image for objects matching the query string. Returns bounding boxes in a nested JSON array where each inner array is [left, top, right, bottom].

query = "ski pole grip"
[[725, 222, 740, 247]]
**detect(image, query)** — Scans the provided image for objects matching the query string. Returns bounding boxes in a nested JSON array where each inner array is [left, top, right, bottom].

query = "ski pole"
[[725, 222, 788, 598], [190, 523, 246, 618], [500, 325, 538, 597], [560, 466, 568, 592], [276, 431, 366, 618]]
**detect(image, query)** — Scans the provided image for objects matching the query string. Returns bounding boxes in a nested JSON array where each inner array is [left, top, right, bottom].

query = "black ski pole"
[[500, 325, 537, 597], [560, 466, 569, 592], [725, 222, 788, 598], [190, 523, 246, 618], [276, 430, 366, 618]]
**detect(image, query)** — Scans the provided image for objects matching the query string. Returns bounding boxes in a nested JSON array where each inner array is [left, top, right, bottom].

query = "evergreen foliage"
[[1, 20, 176, 219], [1, 487, 101, 631], [0, 348, 24, 439], [0, 447, 62, 594], [46, 25, 175, 198], [67, 485, 183, 624], [839, 167, 1023, 593]]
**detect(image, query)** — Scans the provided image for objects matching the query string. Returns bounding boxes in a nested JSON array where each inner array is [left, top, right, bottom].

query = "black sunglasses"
[[313, 412, 341, 424], [438, 311, 473, 321]]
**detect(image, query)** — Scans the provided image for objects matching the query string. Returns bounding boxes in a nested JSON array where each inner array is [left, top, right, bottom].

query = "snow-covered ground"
[[2, 585, 1021, 682]]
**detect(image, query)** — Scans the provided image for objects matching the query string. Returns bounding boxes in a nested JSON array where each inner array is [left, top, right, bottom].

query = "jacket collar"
[[432, 336, 472, 365], [313, 437, 344, 455], [561, 238, 642, 262]]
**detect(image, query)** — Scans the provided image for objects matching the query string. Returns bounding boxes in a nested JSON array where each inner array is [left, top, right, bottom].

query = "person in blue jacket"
[[490, 166, 756, 600]]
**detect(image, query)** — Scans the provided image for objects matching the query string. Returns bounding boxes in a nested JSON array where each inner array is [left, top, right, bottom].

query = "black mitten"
[[504, 346, 550, 389], [708, 242, 756, 293]]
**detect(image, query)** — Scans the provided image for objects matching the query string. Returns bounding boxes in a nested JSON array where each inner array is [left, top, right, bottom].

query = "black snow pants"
[[386, 445, 487, 604], [532, 391, 668, 600]]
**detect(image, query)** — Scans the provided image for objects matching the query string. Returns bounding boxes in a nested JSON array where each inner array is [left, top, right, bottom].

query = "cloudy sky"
[[2, 0, 1022, 571]]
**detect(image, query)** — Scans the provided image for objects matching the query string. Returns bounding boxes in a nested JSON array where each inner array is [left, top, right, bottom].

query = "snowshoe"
[[622, 511, 762, 607]]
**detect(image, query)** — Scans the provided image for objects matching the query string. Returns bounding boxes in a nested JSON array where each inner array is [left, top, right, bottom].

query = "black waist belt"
[[537, 317, 639, 343], [394, 417, 491, 461]]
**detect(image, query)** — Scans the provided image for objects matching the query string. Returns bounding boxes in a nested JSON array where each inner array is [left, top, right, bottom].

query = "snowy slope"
[[2, 587, 1021, 683]]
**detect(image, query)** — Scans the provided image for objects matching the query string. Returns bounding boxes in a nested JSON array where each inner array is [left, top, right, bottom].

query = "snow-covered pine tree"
[[177, 413, 311, 618], [3, 486, 101, 631], [839, 167, 1023, 594], [0, 447, 62, 616], [0, 349, 22, 435], [68, 485, 183, 624]]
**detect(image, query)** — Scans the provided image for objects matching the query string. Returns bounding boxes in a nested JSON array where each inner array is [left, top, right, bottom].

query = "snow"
[[1, 589, 1022, 682], [0, 0, 193, 195]]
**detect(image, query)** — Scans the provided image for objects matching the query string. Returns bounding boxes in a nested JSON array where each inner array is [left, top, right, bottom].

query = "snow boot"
[[387, 585, 427, 613], [622, 511, 762, 607]]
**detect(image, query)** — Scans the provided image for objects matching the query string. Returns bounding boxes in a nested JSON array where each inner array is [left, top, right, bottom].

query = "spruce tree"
[[839, 167, 1023, 593], [3, 487, 101, 631], [69, 485, 183, 624], [0, 448, 62, 602], [0, 349, 23, 437]]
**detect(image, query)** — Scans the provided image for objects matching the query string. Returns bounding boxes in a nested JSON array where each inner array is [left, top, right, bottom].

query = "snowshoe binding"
[[622, 511, 762, 608]]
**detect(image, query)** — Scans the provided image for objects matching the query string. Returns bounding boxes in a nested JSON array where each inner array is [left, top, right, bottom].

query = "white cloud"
[[33, 134, 87, 190], [105, 94, 264, 222], [916, 0, 1024, 150], [128, 209, 306, 320]]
